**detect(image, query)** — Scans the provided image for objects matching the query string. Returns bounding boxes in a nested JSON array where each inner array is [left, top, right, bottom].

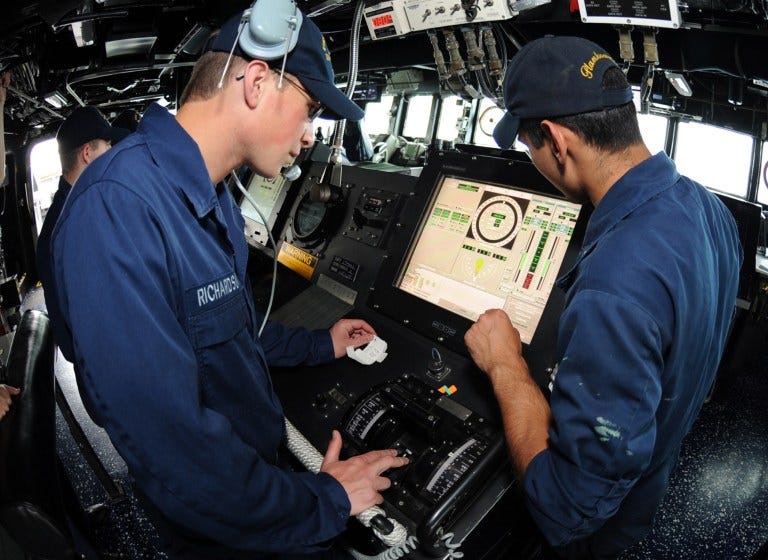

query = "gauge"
[[344, 393, 387, 442], [290, 188, 346, 246], [293, 194, 328, 240], [422, 438, 487, 502], [470, 195, 523, 247], [343, 393, 404, 449]]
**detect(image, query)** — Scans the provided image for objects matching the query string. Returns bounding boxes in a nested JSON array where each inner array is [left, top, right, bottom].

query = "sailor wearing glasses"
[[45, 3, 407, 559]]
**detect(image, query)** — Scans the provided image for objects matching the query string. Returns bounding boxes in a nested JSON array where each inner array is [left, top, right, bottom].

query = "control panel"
[[343, 186, 403, 248], [264, 150, 586, 557], [364, 0, 517, 39], [341, 374, 506, 555]]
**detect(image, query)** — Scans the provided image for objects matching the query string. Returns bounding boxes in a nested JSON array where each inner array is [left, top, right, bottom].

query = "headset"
[[239, 0, 303, 61], [219, 0, 306, 179], [219, 0, 302, 90]]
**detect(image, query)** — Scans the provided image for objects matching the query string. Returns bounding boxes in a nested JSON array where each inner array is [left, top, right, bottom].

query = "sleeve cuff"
[[523, 449, 635, 547]]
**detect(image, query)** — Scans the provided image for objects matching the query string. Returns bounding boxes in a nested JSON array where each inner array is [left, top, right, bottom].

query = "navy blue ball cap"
[[56, 106, 130, 153], [493, 36, 633, 149], [209, 11, 364, 122]]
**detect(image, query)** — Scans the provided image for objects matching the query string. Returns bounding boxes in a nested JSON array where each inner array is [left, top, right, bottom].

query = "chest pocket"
[[184, 276, 280, 442], [186, 289, 266, 414], [188, 292, 250, 349]]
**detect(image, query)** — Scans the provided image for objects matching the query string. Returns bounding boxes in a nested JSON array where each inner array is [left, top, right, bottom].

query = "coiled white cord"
[[283, 419, 409, 547], [348, 531, 464, 560]]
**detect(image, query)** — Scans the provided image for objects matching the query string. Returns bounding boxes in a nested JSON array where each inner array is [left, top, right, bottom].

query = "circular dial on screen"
[[470, 195, 523, 247]]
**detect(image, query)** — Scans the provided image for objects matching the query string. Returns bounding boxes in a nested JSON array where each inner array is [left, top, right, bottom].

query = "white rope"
[[283, 419, 410, 548]]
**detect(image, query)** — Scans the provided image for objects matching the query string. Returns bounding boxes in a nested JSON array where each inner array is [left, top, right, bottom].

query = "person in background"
[[0, 73, 21, 418], [465, 36, 741, 559], [35, 106, 128, 291], [0, 384, 20, 419], [45, 9, 408, 560], [0, 72, 10, 185]]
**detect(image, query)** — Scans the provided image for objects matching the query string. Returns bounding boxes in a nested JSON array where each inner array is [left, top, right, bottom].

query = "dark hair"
[[179, 51, 247, 106], [59, 139, 101, 175], [519, 68, 643, 152]]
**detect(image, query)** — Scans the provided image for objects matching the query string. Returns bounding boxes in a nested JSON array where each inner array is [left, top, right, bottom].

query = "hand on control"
[[320, 430, 409, 515]]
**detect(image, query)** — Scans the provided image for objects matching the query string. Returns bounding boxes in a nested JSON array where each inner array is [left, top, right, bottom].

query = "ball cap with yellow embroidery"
[[210, 11, 364, 121], [493, 36, 633, 149]]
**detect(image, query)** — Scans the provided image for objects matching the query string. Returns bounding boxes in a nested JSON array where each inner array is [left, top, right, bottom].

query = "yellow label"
[[580, 51, 613, 79], [278, 243, 318, 280]]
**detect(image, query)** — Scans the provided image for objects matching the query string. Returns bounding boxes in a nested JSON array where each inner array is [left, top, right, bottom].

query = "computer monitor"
[[395, 175, 582, 344], [368, 151, 590, 364]]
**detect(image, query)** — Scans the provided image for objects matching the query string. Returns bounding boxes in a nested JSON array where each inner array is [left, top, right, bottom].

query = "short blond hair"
[[179, 51, 248, 106]]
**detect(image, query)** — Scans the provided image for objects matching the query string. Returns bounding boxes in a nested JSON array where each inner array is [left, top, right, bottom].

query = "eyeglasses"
[[235, 70, 324, 121], [274, 71, 324, 120]]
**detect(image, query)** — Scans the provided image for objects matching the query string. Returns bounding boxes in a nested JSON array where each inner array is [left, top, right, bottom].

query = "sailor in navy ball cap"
[[56, 105, 130, 154], [208, 7, 363, 122], [493, 35, 633, 149], [44, 2, 407, 559], [466, 35, 741, 559], [36, 106, 129, 292]]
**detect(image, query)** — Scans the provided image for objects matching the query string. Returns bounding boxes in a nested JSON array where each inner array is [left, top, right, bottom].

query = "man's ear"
[[540, 120, 569, 165], [79, 143, 93, 166], [240, 60, 271, 109]]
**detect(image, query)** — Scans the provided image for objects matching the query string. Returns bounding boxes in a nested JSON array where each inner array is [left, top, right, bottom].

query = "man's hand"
[[465, 310, 549, 475], [464, 309, 524, 383], [0, 385, 21, 419], [0, 73, 10, 106], [320, 430, 409, 516], [329, 318, 376, 358]]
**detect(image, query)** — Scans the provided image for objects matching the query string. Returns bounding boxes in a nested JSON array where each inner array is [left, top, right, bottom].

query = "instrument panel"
[[260, 150, 589, 558], [341, 374, 506, 553]]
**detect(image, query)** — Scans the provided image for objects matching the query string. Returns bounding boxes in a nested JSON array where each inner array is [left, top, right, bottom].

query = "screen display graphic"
[[397, 176, 581, 344]]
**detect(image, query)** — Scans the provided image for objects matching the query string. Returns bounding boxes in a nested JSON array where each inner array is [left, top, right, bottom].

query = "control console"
[[341, 374, 506, 555]]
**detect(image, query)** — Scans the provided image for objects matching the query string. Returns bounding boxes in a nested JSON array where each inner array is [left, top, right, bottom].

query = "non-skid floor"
[[22, 286, 768, 559], [622, 349, 768, 559]]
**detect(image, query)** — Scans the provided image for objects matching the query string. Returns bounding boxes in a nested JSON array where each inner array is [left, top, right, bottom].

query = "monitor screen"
[[395, 175, 582, 344], [239, 173, 288, 226]]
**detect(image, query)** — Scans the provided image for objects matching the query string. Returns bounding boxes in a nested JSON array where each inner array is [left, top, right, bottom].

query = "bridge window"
[[637, 113, 667, 155], [436, 96, 467, 143], [29, 138, 62, 234], [312, 117, 337, 145], [363, 94, 396, 136], [401, 95, 434, 139], [759, 141, 768, 206], [472, 97, 503, 148], [674, 121, 752, 199]]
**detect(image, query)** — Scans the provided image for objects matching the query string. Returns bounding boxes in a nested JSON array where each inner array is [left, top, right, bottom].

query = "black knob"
[[315, 393, 329, 411], [370, 514, 395, 535], [428, 358, 445, 376]]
